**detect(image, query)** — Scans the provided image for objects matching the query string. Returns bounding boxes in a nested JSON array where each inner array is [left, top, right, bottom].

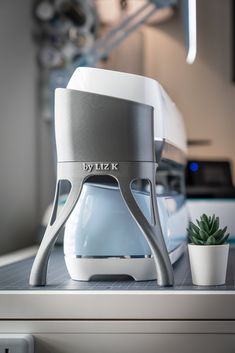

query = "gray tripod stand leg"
[[119, 179, 174, 287], [29, 178, 84, 286]]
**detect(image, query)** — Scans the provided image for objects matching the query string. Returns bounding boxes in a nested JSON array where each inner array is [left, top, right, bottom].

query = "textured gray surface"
[[55, 89, 154, 163], [0, 246, 235, 291]]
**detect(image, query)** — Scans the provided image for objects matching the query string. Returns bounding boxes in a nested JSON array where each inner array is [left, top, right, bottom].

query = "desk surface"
[[0, 245, 235, 291], [0, 246, 235, 320]]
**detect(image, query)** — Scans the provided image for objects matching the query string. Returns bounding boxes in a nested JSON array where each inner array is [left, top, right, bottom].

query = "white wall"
[[101, 29, 145, 75], [143, 0, 235, 180], [0, 1, 38, 254]]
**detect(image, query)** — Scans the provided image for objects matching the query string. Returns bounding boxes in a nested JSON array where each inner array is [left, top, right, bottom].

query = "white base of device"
[[65, 257, 156, 281], [65, 244, 185, 281]]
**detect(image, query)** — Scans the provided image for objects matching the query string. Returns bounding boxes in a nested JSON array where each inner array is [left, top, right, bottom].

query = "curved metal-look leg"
[[118, 179, 174, 287], [29, 178, 84, 286]]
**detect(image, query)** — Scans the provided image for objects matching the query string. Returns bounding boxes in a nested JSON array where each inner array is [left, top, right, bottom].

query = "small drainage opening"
[[90, 274, 134, 281]]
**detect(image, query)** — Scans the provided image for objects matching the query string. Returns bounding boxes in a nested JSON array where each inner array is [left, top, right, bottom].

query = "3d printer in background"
[[186, 159, 235, 240]]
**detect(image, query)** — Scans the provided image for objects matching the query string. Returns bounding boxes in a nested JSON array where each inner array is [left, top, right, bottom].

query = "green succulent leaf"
[[189, 222, 200, 235], [188, 234, 193, 243], [187, 228, 199, 239], [199, 220, 210, 234], [211, 226, 227, 240], [209, 214, 215, 227], [210, 229, 222, 239], [206, 236, 216, 245], [187, 214, 230, 246], [208, 215, 214, 232], [220, 226, 227, 238], [191, 235, 205, 245], [217, 233, 230, 245], [201, 214, 209, 224], [215, 233, 226, 243], [209, 216, 219, 235], [199, 229, 208, 241]]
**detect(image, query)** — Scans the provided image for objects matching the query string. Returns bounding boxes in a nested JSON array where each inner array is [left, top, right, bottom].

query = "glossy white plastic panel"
[[63, 182, 188, 281], [67, 67, 187, 153], [63, 183, 188, 254]]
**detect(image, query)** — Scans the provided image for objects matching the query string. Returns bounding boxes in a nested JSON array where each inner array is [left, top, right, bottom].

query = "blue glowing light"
[[190, 162, 199, 172]]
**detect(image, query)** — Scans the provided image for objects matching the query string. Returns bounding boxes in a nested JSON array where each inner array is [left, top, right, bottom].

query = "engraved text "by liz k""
[[83, 163, 119, 173]]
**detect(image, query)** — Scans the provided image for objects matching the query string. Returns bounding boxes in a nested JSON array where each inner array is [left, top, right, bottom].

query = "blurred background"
[[0, 0, 234, 255]]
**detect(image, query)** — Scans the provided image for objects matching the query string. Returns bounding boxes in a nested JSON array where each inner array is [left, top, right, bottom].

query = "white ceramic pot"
[[188, 244, 229, 286]]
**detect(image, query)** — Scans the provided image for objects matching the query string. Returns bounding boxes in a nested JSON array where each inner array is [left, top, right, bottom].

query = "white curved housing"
[[67, 67, 187, 154], [63, 67, 188, 282]]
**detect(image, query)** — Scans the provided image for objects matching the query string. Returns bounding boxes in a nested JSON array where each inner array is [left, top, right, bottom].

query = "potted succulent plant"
[[187, 214, 230, 286]]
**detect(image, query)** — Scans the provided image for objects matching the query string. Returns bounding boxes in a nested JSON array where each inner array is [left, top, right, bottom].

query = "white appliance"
[[30, 68, 188, 287]]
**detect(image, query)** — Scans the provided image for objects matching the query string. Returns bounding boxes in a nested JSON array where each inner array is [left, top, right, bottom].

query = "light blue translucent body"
[[64, 183, 188, 257]]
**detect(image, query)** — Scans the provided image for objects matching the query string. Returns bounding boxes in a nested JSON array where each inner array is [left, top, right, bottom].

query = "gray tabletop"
[[0, 246, 234, 291]]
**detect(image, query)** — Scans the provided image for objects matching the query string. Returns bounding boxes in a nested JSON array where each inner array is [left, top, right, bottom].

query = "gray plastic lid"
[[55, 88, 155, 163]]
